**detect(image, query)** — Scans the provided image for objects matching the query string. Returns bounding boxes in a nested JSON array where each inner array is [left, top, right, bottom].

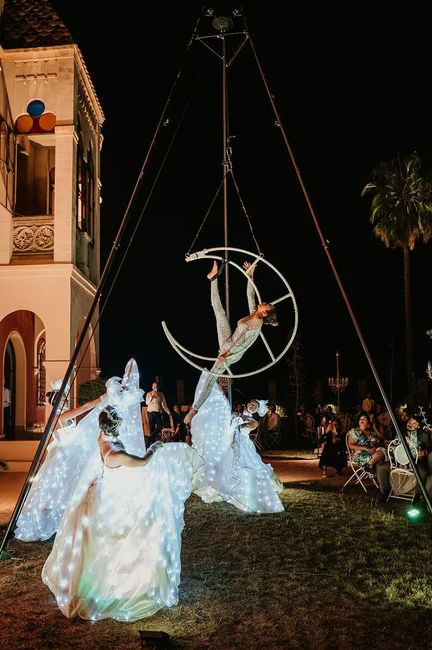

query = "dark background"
[[52, 1, 432, 409]]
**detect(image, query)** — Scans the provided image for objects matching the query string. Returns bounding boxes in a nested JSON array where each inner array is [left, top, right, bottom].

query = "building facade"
[[0, 0, 104, 437]]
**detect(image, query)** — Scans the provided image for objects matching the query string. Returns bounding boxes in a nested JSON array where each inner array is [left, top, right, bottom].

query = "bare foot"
[[207, 261, 219, 281]]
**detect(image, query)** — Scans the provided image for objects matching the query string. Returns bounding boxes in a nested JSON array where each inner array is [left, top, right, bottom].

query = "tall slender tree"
[[362, 151, 432, 394]]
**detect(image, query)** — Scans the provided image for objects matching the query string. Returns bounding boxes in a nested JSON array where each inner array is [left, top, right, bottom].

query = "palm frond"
[[361, 151, 432, 250]]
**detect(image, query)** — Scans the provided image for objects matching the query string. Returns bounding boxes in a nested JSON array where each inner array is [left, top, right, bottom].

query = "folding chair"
[[250, 424, 263, 453], [386, 439, 418, 503], [264, 425, 281, 451], [343, 433, 379, 492]]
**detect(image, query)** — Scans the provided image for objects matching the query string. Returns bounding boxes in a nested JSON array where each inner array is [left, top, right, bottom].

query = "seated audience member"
[[259, 402, 281, 447], [347, 413, 385, 473], [319, 417, 347, 477], [377, 415, 432, 498], [171, 404, 187, 442]]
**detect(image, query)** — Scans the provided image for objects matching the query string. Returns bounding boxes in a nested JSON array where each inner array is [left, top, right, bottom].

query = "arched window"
[[37, 337, 46, 406]]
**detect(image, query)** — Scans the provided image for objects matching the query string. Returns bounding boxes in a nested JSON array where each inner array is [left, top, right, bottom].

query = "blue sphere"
[[27, 99, 45, 117]]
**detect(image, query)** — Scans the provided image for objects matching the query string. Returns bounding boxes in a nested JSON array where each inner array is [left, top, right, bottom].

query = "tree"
[[361, 151, 432, 394]]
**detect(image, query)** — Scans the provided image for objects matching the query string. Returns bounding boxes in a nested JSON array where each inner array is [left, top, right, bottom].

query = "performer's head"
[[246, 399, 269, 417], [46, 380, 70, 411], [99, 405, 122, 436], [256, 302, 278, 326], [247, 399, 259, 413]]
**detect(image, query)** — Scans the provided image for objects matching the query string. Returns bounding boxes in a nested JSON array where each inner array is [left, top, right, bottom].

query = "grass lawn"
[[1, 482, 432, 649], [264, 449, 317, 459]]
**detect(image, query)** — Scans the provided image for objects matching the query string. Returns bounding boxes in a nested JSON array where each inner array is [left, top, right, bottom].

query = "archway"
[[4, 332, 26, 436], [3, 340, 15, 439]]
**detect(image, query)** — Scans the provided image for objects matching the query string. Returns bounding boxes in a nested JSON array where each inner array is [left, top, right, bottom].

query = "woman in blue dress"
[[347, 413, 385, 471]]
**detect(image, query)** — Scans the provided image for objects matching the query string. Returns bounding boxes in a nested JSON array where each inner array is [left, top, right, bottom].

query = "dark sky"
[[52, 1, 432, 408]]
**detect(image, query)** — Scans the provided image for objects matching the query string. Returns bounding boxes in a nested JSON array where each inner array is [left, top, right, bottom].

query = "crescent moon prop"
[[162, 247, 298, 379]]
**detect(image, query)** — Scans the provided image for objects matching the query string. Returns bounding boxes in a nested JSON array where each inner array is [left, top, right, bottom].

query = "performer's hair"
[[46, 389, 69, 410], [99, 405, 122, 436], [263, 303, 278, 326], [46, 389, 59, 405]]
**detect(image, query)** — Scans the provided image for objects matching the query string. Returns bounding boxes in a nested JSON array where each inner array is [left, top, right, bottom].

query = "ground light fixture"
[[405, 504, 423, 521]]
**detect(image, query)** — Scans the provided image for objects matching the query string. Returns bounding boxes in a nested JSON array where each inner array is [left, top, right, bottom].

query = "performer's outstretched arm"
[[244, 261, 257, 314], [58, 396, 103, 428]]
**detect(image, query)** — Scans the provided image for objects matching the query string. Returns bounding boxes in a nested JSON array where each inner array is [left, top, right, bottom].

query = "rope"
[[228, 156, 263, 256], [186, 173, 228, 255]]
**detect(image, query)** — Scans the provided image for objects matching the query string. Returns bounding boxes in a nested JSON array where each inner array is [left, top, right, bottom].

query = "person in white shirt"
[[145, 381, 172, 444]]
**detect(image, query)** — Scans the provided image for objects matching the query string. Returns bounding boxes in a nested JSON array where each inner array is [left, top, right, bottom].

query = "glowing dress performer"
[[14, 359, 142, 542], [42, 398, 201, 622], [192, 371, 284, 513]]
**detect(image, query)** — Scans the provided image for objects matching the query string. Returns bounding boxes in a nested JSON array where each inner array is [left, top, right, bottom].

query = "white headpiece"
[[49, 379, 71, 394]]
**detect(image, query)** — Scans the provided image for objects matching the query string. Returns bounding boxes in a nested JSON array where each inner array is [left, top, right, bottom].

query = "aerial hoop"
[[162, 247, 298, 378]]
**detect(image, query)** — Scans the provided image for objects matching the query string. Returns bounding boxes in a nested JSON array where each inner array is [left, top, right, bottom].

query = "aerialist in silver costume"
[[184, 260, 278, 425]]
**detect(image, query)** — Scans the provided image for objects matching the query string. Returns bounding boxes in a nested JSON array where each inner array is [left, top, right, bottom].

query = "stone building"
[[0, 0, 104, 440]]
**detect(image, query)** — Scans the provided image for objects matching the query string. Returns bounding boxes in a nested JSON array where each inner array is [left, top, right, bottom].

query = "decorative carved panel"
[[12, 217, 54, 257]]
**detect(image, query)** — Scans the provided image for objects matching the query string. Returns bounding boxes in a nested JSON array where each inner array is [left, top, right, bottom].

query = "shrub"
[[77, 377, 107, 405]]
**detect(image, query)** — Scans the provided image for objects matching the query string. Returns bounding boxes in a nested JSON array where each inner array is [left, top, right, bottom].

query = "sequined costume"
[[15, 360, 144, 542], [192, 275, 261, 412], [192, 371, 284, 513], [42, 433, 200, 622]]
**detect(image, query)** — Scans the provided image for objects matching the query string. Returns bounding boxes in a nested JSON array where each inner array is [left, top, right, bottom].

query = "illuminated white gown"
[[192, 372, 284, 513], [15, 360, 143, 542], [42, 436, 200, 622]]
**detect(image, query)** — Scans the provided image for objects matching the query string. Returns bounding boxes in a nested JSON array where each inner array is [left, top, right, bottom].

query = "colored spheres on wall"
[[15, 100, 56, 134]]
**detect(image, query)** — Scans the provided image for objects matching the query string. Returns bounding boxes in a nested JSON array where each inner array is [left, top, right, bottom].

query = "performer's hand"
[[243, 261, 255, 276]]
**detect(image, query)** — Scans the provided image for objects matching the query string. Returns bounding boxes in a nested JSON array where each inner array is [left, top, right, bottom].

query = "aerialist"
[[184, 260, 278, 425]]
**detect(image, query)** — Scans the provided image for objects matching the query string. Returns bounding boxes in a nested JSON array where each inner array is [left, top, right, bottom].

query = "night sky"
[[52, 1, 432, 408]]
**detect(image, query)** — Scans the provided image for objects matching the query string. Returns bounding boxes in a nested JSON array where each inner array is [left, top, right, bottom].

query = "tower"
[[0, 0, 104, 438]]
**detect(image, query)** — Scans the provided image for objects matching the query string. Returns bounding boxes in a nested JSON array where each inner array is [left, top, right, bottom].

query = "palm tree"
[[361, 151, 432, 395]]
